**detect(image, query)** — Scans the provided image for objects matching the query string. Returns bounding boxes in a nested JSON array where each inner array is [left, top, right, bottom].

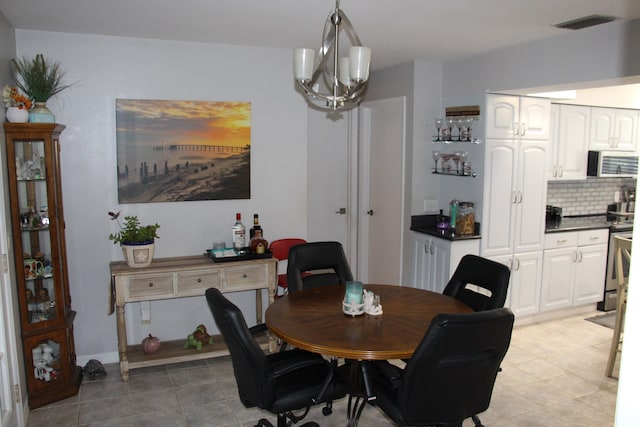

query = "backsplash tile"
[[547, 177, 637, 216]]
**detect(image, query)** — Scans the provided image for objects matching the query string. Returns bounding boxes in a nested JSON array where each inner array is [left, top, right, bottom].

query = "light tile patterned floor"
[[26, 311, 619, 427]]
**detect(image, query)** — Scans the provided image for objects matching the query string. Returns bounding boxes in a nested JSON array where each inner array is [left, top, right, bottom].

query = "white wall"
[[14, 29, 309, 362]]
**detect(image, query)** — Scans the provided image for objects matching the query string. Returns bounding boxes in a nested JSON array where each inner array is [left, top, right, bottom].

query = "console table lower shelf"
[[122, 333, 271, 371]]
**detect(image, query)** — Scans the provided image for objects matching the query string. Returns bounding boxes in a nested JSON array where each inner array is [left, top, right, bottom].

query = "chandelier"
[[293, 0, 371, 111]]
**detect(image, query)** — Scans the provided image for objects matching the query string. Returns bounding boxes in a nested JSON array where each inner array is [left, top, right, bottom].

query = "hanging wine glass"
[[432, 150, 441, 173], [453, 151, 462, 174], [455, 117, 465, 141], [465, 116, 475, 142], [444, 117, 455, 142], [434, 117, 444, 142], [461, 151, 469, 175]]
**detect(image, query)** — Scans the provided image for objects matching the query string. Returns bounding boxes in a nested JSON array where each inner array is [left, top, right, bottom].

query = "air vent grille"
[[554, 14, 616, 30]]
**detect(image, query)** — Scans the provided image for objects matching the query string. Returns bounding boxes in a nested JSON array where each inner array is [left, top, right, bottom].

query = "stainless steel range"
[[598, 209, 634, 311]]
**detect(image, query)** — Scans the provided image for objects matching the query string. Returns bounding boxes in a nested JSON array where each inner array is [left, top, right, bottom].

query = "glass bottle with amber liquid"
[[249, 213, 262, 239], [249, 229, 268, 254]]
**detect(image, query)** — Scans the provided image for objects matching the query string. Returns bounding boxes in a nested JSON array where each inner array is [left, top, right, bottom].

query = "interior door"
[[306, 108, 354, 261], [358, 97, 406, 284]]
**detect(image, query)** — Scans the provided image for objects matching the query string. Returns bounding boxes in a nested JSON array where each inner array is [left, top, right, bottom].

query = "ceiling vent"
[[554, 14, 617, 30]]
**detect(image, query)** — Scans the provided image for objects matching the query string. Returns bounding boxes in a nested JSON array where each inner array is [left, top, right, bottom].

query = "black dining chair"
[[442, 254, 511, 312], [286, 241, 354, 293], [205, 287, 347, 427], [370, 308, 514, 427]]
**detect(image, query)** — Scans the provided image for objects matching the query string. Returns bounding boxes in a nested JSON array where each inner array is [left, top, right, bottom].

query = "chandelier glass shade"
[[293, 0, 371, 110]]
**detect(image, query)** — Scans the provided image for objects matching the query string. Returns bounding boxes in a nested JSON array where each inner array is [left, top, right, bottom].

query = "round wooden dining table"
[[265, 283, 473, 361]]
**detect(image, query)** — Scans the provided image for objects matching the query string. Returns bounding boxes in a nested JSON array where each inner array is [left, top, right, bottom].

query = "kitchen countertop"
[[410, 215, 481, 241], [545, 215, 611, 233]]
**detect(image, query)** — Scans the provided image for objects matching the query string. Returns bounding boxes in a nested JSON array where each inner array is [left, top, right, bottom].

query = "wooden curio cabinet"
[[3, 123, 82, 409]]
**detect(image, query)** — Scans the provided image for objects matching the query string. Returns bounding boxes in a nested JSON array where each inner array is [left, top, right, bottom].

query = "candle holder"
[[343, 281, 365, 316]]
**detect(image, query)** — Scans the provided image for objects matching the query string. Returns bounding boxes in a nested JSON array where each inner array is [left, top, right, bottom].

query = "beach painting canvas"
[[115, 99, 251, 203]]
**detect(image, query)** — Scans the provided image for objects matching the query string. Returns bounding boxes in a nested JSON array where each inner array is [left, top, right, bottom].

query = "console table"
[[109, 255, 277, 380]]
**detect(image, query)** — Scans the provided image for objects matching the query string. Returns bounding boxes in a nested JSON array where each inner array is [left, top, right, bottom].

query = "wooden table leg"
[[116, 304, 129, 381]]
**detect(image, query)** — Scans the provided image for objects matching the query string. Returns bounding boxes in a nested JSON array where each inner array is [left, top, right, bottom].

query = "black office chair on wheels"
[[370, 308, 514, 427], [205, 288, 347, 427], [286, 241, 354, 293], [442, 254, 511, 312]]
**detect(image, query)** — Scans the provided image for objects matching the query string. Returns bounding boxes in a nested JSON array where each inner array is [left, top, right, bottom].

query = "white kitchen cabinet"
[[486, 94, 550, 140], [490, 251, 542, 317], [589, 107, 638, 152], [548, 104, 590, 180], [481, 139, 548, 257], [541, 229, 608, 311], [410, 232, 479, 293]]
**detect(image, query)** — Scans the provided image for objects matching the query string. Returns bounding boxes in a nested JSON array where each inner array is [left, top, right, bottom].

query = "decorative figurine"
[[184, 324, 213, 350], [82, 359, 107, 380]]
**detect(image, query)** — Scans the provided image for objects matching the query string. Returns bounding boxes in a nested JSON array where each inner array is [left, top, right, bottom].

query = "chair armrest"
[[372, 360, 403, 389], [266, 349, 327, 380]]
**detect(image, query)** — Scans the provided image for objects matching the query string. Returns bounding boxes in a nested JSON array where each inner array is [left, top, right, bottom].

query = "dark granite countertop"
[[545, 215, 610, 233], [410, 215, 481, 241]]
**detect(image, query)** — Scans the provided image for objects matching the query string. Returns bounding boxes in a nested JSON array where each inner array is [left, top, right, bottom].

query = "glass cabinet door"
[[13, 139, 63, 328]]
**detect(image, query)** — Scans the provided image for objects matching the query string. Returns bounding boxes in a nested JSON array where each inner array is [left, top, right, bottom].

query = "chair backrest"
[[286, 241, 354, 293], [205, 287, 269, 408], [399, 308, 514, 425], [269, 238, 307, 261], [442, 254, 511, 312], [614, 235, 632, 289]]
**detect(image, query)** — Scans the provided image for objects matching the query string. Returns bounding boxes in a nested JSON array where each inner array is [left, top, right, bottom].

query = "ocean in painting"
[[115, 99, 251, 203]]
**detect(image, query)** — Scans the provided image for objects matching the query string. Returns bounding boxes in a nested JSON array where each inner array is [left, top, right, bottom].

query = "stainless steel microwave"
[[587, 151, 639, 177]]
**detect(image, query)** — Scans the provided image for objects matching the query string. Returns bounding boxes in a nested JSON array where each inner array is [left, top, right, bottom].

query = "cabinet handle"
[[556, 239, 567, 244], [520, 122, 527, 136], [577, 251, 583, 262], [511, 191, 518, 204], [558, 166, 563, 177], [589, 236, 600, 241], [514, 258, 520, 271], [512, 123, 519, 135], [429, 241, 434, 255], [424, 243, 428, 254], [572, 251, 578, 262], [553, 166, 558, 177], [516, 191, 523, 204]]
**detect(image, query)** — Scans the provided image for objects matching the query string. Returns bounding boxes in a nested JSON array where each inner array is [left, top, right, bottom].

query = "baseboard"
[[514, 304, 597, 327]]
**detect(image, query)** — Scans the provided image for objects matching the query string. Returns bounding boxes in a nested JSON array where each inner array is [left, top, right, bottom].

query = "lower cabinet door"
[[541, 247, 575, 311], [573, 244, 608, 305]]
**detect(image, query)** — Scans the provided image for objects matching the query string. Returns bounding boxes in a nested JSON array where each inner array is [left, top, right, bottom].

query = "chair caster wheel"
[[322, 406, 332, 416]]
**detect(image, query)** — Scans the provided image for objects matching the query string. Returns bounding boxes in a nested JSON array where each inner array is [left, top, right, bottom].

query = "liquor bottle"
[[232, 213, 246, 250], [249, 229, 269, 255], [249, 213, 262, 239]]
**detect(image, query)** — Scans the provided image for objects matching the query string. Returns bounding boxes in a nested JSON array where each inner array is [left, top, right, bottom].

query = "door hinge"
[[14, 384, 20, 403]]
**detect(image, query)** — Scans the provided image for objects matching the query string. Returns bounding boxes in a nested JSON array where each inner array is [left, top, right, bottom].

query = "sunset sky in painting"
[[115, 99, 251, 149]]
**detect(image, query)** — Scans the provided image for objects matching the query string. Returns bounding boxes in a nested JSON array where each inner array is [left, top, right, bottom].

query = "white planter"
[[121, 242, 155, 268], [6, 106, 29, 123]]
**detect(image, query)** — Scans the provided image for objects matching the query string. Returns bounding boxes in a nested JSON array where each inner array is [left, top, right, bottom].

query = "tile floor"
[[26, 310, 619, 427]]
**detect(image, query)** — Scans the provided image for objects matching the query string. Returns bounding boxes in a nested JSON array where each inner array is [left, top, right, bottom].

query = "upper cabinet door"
[[485, 94, 550, 140], [590, 107, 638, 151], [519, 97, 550, 140], [486, 95, 519, 140], [614, 109, 638, 151], [556, 104, 590, 180]]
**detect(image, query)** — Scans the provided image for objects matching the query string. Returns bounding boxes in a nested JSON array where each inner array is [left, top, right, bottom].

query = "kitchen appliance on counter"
[[546, 205, 562, 224], [599, 203, 634, 311]]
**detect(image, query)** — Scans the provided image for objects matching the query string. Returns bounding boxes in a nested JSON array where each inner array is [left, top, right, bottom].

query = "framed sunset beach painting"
[[115, 99, 251, 203]]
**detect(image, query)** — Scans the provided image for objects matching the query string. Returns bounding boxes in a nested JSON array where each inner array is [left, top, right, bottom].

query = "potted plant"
[[11, 53, 76, 123], [108, 211, 160, 268]]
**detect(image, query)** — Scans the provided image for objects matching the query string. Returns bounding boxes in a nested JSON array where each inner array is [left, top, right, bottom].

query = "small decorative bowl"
[[342, 300, 365, 316]]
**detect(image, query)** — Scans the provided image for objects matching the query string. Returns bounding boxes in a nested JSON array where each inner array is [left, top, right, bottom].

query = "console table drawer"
[[177, 269, 222, 295], [128, 274, 174, 299], [225, 264, 268, 290]]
